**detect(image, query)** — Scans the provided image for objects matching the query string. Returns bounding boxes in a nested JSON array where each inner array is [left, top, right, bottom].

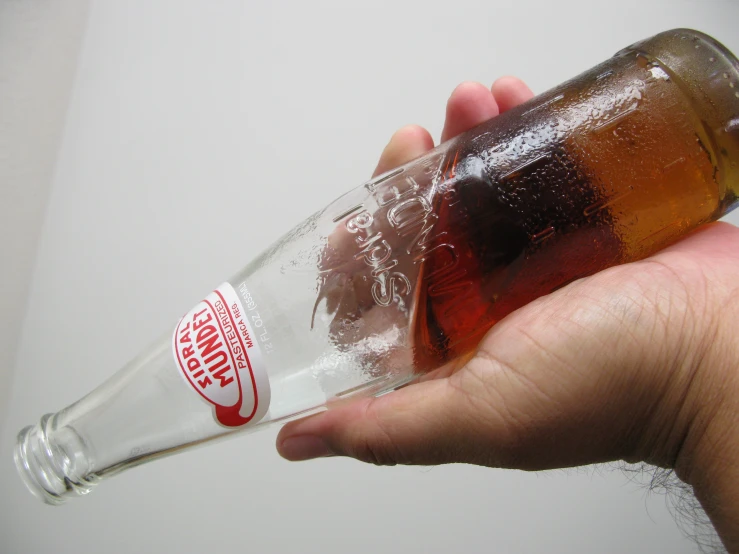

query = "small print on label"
[[172, 283, 270, 427]]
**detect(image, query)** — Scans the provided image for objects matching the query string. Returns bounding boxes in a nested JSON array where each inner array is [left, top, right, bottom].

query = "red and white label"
[[173, 283, 270, 427]]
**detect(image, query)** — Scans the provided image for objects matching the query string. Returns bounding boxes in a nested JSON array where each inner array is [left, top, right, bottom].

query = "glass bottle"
[[15, 28, 739, 504]]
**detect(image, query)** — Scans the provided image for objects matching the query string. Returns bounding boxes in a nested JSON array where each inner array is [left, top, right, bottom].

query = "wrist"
[[674, 304, 739, 551]]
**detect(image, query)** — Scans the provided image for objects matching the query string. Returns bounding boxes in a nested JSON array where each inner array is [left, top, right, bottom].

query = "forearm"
[[684, 417, 739, 551]]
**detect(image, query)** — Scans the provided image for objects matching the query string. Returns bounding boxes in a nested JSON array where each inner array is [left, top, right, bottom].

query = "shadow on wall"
[[0, 0, 91, 423]]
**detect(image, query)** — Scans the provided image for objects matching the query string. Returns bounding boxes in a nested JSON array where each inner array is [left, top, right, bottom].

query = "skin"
[[276, 77, 739, 551]]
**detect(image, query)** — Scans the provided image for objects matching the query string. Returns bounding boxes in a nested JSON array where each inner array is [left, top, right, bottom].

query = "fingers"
[[373, 77, 534, 178], [277, 379, 488, 465], [440, 81, 499, 143], [277, 77, 542, 468], [373, 125, 434, 177], [491, 76, 535, 112]]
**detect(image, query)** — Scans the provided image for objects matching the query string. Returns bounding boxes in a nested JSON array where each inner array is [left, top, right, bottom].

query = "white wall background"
[[2, 1, 739, 553]]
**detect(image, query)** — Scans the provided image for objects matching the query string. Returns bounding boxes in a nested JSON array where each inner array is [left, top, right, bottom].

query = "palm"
[[435, 221, 739, 469]]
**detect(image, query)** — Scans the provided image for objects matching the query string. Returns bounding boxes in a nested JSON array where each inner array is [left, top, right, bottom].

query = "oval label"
[[173, 283, 270, 427]]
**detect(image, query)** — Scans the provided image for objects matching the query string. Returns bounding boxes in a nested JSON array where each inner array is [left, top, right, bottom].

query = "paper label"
[[173, 283, 270, 427]]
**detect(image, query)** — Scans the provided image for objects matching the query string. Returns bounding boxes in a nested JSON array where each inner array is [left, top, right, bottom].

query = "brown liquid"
[[413, 49, 724, 366]]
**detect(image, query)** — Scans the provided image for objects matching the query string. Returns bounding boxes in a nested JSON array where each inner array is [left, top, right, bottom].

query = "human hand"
[[277, 78, 739, 551]]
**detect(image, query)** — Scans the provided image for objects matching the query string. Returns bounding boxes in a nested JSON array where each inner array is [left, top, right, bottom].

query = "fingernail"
[[279, 435, 333, 461]]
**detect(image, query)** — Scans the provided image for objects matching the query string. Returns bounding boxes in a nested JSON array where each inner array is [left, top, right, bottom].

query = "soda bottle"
[[15, 29, 739, 504]]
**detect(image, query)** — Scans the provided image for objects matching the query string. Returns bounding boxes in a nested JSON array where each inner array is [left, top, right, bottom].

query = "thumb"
[[276, 378, 497, 466]]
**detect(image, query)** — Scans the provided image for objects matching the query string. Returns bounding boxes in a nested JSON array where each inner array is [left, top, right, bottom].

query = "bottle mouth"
[[15, 421, 68, 505], [14, 415, 97, 506]]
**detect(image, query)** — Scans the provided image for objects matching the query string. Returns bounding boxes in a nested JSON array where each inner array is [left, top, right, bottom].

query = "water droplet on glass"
[[649, 66, 669, 81]]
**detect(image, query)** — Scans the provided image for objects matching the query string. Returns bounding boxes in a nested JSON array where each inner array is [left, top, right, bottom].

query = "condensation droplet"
[[649, 66, 669, 81], [709, 57, 716, 62], [531, 226, 555, 244]]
